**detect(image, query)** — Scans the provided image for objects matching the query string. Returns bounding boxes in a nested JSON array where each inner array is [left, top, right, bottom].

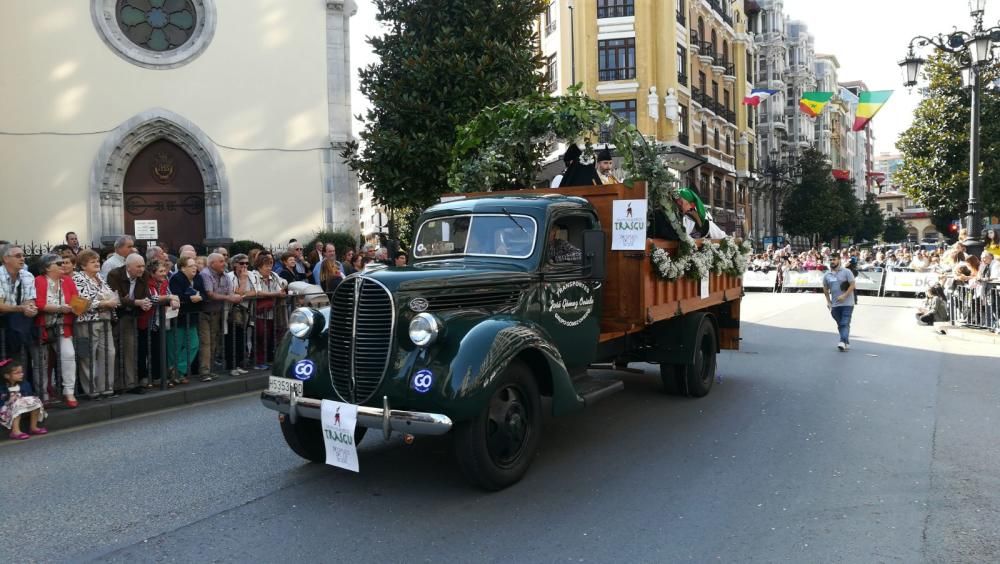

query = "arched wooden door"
[[123, 139, 206, 252]]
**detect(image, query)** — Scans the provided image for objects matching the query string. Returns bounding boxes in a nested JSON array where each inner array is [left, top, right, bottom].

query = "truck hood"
[[361, 260, 536, 292]]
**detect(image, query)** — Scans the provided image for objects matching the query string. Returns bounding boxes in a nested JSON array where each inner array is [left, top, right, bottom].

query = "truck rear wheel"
[[660, 319, 716, 398], [279, 417, 367, 464], [454, 360, 542, 491]]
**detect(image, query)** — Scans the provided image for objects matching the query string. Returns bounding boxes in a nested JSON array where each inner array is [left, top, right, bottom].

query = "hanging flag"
[[799, 92, 834, 117], [832, 169, 851, 181], [742, 88, 778, 107], [852, 90, 894, 132]]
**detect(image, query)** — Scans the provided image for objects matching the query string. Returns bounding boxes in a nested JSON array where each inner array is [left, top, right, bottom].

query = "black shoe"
[[128, 386, 147, 395]]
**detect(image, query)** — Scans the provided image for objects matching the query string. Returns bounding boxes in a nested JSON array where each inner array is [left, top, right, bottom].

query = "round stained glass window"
[[116, 0, 197, 52]]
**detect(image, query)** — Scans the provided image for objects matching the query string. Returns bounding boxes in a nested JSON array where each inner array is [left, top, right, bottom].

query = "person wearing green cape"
[[674, 188, 727, 239]]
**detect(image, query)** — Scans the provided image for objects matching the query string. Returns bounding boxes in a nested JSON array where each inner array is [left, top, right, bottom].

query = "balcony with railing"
[[690, 89, 736, 125], [678, 71, 688, 86], [722, 62, 737, 83], [598, 67, 637, 81], [705, 0, 733, 27], [597, 1, 635, 19], [677, 9, 686, 27], [696, 144, 736, 169]]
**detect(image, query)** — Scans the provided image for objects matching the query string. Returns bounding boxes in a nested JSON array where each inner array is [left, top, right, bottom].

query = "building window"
[[748, 141, 755, 171], [712, 81, 719, 102], [117, 0, 197, 51], [714, 128, 720, 150], [679, 104, 689, 145], [676, 0, 686, 27], [723, 90, 730, 110], [714, 178, 723, 205], [725, 180, 734, 207], [722, 40, 729, 65], [598, 38, 636, 81], [677, 44, 688, 85], [597, 0, 635, 19], [92, 0, 216, 69], [701, 121, 708, 146], [608, 100, 638, 125], [725, 135, 731, 155], [698, 71, 707, 94], [711, 30, 718, 58], [697, 18, 704, 43], [544, 1, 557, 36], [885, 203, 893, 212], [546, 55, 558, 92]]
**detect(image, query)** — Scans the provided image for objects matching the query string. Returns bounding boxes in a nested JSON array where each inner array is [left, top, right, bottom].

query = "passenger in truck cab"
[[547, 224, 581, 265]]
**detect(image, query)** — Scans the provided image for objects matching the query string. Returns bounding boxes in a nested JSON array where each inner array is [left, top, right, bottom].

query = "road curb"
[[933, 323, 1000, 345], [40, 373, 270, 432]]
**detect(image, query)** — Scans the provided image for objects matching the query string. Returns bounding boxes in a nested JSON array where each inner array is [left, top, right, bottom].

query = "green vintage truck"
[[261, 183, 743, 490]]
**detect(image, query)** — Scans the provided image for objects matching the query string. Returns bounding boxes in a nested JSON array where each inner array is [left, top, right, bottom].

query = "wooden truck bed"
[[460, 182, 743, 349]]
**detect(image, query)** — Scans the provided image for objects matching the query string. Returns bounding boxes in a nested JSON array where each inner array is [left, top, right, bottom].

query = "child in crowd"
[[1, 359, 48, 440]]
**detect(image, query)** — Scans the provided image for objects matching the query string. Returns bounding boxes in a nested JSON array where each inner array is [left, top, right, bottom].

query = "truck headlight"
[[289, 307, 316, 339], [409, 313, 441, 347]]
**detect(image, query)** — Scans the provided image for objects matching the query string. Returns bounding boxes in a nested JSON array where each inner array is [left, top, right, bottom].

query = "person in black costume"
[[558, 144, 601, 188]]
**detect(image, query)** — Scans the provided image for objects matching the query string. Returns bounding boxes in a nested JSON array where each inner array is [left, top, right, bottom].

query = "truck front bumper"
[[260, 391, 453, 439]]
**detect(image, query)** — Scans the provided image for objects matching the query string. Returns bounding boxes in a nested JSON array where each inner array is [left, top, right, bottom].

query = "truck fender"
[[443, 317, 583, 418], [652, 312, 719, 366]]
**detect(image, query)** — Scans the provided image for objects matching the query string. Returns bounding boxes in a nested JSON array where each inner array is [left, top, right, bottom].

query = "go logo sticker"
[[412, 369, 434, 394], [292, 360, 315, 381]]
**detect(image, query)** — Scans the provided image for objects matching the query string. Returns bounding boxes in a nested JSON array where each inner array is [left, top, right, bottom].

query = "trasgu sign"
[[611, 199, 647, 251]]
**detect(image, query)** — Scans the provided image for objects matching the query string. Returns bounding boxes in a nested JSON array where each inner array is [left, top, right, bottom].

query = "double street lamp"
[[899, 0, 1000, 254], [751, 148, 800, 248]]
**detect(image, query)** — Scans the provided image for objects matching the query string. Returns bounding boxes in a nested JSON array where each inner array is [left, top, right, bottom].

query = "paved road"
[[3, 293, 999, 563]]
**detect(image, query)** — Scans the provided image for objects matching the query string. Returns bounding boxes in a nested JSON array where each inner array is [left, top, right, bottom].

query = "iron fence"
[[0, 290, 331, 408], [948, 283, 999, 332]]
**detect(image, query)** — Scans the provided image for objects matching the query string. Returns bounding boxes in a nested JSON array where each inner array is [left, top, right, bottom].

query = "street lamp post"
[[899, 0, 1000, 255], [751, 148, 799, 248], [567, 0, 576, 86]]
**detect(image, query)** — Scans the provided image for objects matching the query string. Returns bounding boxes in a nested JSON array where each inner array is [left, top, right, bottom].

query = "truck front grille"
[[328, 276, 395, 404]]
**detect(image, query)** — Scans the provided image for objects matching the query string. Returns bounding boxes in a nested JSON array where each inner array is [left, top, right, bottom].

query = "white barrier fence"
[[743, 269, 938, 296], [742, 270, 778, 290]]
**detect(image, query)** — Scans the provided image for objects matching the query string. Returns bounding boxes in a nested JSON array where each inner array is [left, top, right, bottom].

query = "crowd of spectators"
[[745, 229, 1000, 332], [0, 233, 402, 439]]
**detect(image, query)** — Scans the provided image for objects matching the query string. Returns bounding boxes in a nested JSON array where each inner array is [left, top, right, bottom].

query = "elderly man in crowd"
[[213, 247, 230, 271], [145, 245, 168, 264], [101, 235, 135, 277], [198, 253, 241, 380], [274, 241, 310, 282], [108, 254, 153, 394], [0, 243, 39, 359]]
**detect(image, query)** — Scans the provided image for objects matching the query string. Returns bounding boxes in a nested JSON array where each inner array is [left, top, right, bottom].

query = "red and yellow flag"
[[852, 91, 894, 132], [799, 92, 834, 117]]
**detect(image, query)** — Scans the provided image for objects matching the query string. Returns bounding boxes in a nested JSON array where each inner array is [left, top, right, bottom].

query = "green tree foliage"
[[780, 147, 845, 243], [831, 180, 859, 242], [855, 192, 884, 242], [306, 230, 362, 257], [229, 240, 267, 257], [345, 0, 549, 218], [882, 216, 909, 243], [895, 53, 1000, 230]]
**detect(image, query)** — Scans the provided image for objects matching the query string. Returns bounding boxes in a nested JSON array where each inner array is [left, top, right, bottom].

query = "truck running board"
[[573, 375, 625, 406]]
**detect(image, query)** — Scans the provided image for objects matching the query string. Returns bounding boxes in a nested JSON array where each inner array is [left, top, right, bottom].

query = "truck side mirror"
[[583, 229, 606, 281]]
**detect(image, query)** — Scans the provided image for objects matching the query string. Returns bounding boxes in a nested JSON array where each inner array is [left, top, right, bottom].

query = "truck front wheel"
[[454, 360, 542, 491], [279, 417, 367, 464], [660, 320, 717, 398]]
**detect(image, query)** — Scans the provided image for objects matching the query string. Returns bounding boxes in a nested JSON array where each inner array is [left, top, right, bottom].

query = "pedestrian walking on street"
[[823, 254, 856, 351]]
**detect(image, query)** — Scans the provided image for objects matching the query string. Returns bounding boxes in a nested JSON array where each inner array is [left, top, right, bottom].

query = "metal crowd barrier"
[[0, 290, 329, 406], [948, 283, 999, 332]]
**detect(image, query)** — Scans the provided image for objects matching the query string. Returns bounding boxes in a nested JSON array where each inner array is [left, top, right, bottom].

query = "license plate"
[[268, 377, 303, 397]]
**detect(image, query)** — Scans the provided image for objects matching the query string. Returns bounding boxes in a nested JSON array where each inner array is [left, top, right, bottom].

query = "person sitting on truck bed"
[[558, 144, 601, 188], [548, 225, 582, 264], [675, 188, 727, 240]]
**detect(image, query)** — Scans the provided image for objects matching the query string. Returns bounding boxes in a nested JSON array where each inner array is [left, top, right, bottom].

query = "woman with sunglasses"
[[225, 254, 256, 376], [33, 254, 79, 407]]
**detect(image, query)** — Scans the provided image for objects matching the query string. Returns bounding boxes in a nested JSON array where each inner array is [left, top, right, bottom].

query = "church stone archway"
[[90, 108, 229, 248]]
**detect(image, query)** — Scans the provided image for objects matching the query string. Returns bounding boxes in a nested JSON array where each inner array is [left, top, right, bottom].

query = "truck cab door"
[[539, 212, 603, 372]]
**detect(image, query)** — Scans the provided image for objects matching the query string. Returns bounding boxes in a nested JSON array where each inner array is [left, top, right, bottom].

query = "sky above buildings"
[[347, 1, 998, 156]]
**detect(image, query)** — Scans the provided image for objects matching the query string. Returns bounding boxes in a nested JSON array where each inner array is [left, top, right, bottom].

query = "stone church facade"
[[0, 0, 359, 250]]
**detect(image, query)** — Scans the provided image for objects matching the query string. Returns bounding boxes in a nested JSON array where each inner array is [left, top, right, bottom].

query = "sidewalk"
[[933, 322, 1000, 345], [37, 371, 270, 432]]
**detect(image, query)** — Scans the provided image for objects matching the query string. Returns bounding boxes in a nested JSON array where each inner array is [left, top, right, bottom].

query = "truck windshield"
[[414, 214, 538, 259]]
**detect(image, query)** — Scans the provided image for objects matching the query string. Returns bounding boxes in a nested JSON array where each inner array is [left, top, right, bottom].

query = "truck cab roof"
[[425, 194, 594, 221]]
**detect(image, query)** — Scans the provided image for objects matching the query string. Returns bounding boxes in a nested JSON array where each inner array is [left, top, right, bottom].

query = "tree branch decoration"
[[447, 88, 750, 280]]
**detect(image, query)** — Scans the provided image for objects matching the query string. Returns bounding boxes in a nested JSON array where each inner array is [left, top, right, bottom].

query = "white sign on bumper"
[[321, 399, 360, 472]]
